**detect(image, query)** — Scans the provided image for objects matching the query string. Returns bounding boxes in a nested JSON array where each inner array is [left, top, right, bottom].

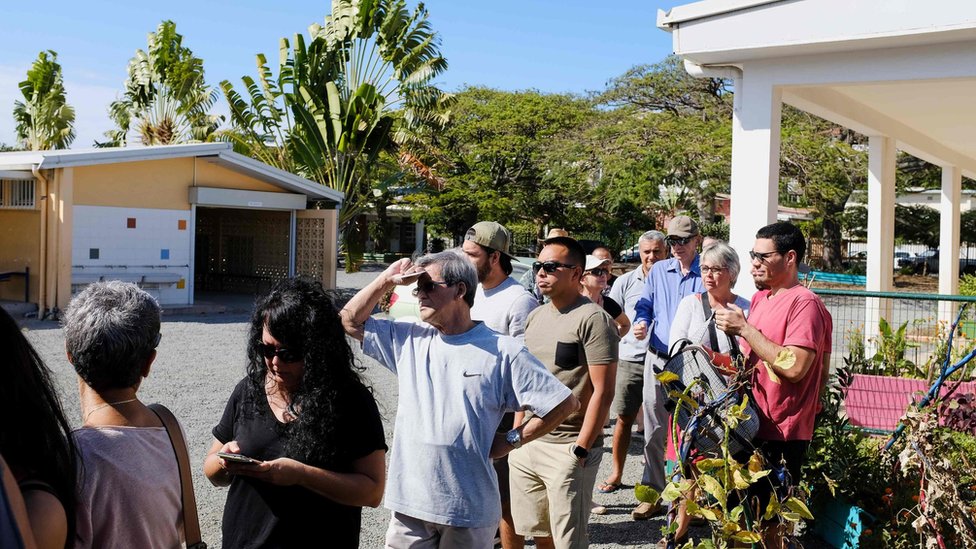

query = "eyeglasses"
[[749, 250, 782, 263], [586, 268, 609, 277], [256, 343, 303, 363], [532, 261, 577, 274], [700, 266, 727, 275], [411, 279, 454, 296], [667, 236, 694, 247]]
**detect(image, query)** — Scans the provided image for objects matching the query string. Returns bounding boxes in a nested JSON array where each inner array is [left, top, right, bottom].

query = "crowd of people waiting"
[[1, 217, 831, 549]]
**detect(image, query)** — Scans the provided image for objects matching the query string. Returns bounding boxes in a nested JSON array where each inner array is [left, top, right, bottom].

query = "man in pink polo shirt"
[[715, 222, 832, 548]]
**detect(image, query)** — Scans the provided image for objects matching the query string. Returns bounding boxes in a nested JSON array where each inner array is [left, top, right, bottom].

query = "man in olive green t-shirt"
[[510, 236, 619, 549]]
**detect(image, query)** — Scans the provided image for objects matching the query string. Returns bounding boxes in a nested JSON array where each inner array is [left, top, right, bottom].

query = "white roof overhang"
[[659, 0, 976, 179], [0, 143, 343, 205]]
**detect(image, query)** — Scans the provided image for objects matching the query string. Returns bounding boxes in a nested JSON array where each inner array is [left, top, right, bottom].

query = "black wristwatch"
[[572, 443, 589, 459]]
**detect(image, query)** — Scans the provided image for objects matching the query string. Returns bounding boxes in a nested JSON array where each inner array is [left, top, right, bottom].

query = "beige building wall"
[[0, 210, 41, 303], [72, 158, 280, 209]]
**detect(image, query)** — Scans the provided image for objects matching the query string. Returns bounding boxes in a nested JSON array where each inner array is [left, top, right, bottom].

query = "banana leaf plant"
[[220, 0, 453, 234]]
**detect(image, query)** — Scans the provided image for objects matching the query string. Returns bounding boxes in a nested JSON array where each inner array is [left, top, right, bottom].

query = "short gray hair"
[[701, 242, 741, 286], [62, 281, 161, 391], [639, 230, 666, 244], [417, 250, 478, 308]]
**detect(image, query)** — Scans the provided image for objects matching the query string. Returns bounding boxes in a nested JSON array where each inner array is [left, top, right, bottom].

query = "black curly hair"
[[0, 307, 77, 540], [245, 278, 368, 466]]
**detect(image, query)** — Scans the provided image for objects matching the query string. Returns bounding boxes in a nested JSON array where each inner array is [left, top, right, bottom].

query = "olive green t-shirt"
[[524, 295, 620, 442]]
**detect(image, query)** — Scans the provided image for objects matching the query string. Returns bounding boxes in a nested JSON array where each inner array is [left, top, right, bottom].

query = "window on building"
[[0, 179, 36, 209]]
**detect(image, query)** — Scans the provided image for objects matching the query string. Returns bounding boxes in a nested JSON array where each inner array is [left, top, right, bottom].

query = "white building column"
[[729, 74, 782, 297], [864, 136, 896, 351], [939, 166, 962, 324]]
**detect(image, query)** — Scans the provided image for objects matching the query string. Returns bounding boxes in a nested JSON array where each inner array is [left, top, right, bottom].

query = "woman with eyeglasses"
[[663, 242, 750, 545], [0, 306, 76, 549], [204, 278, 387, 548], [579, 255, 630, 337]]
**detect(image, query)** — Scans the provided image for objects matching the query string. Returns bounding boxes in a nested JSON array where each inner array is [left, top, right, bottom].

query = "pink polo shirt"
[[740, 284, 832, 441]]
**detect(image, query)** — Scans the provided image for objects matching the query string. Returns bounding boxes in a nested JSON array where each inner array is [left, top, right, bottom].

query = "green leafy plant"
[[648, 367, 810, 548]]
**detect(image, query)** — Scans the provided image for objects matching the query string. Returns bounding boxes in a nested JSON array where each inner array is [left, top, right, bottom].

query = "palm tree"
[[220, 0, 452, 229], [100, 20, 222, 147], [13, 50, 75, 150]]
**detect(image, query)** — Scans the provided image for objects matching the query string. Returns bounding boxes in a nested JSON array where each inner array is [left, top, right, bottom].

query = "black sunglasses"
[[256, 343, 303, 363], [411, 279, 454, 296], [749, 250, 783, 263], [586, 268, 609, 277], [667, 236, 694, 246], [532, 261, 577, 274]]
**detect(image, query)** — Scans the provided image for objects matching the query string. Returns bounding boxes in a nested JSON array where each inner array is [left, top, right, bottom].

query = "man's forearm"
[[340, 275, 394, 340], [575, 363, 616, 450], [739, 324, 814, 383], [520, 394, 579, 443]]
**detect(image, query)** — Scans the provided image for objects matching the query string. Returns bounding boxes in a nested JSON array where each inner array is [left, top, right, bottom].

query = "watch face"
[[506, 429, 521, 447]]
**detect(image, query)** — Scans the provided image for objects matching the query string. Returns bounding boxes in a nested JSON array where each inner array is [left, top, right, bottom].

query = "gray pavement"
[[19, 264, 822, 548]]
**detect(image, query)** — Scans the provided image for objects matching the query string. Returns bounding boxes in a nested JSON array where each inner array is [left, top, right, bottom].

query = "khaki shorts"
[[611, 359, 645, 417], [508, 439, 602, 548]]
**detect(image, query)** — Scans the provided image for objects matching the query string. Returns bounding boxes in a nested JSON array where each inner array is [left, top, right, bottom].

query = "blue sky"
[[0, 1, 677, 148]]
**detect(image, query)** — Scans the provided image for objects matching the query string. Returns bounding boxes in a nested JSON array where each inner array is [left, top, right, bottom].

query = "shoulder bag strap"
[[149, 403, 206, 549], [700, 293, 720, 352]]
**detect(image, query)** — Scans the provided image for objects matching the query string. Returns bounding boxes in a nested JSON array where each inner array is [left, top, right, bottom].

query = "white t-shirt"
[[471, 276, 539, 341], [363, 317, 571, 528], [669, 292, 750, 353]]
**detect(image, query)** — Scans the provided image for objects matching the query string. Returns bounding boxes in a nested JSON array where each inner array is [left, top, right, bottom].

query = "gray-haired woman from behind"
[[62, 281, 183, 548]]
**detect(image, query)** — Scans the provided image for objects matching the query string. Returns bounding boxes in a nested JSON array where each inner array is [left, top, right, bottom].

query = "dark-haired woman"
[[204, 278, 387, 548], [0, 307, 76, 549]]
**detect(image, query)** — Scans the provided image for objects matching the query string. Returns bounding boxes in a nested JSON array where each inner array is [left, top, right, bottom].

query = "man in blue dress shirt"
[[630, 215, 704, 519]]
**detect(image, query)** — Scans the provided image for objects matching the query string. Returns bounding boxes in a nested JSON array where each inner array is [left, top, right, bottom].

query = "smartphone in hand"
[[216, 452, 261, 465]]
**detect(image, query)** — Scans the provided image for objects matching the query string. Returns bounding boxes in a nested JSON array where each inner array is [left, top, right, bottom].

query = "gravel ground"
[[17, 263, 826, 548]]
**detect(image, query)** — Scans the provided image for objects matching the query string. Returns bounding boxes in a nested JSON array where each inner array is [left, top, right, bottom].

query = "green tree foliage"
[[780, 107, 867, 269], [221, 0, 451, 229], [100, 20, 222, 147], [413, 87, 594, 239], [13, 50, 75, 150], [595, 56, 732, 224]]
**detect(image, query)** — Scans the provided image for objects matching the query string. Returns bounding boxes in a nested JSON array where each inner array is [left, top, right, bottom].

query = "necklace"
[[84, 398, 138, 423]]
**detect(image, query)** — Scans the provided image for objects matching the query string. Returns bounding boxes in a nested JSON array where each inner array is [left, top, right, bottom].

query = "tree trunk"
[[821, 215, 844, 271]]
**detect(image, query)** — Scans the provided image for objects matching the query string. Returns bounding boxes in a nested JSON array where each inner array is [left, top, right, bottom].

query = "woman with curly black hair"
[[204, 278, 387, 548], [0, 306, 77, 549]]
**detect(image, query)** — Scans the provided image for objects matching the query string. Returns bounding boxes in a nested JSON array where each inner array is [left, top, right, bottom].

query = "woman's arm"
[[203, 439, 237, 487], [2, 456, 38, 549], [229, 450, 387, 508], [614, 311, 631, 338]]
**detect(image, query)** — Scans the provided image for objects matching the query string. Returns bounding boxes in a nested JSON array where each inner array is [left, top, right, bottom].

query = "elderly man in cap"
[[631, 216, 704, 520], [462, 221, 539, 549]]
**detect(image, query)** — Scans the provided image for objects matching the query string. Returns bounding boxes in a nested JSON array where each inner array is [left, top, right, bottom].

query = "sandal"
[[597, 481, 623, 493]]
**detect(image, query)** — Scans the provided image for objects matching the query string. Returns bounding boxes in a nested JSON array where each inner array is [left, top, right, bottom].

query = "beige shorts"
[[611, 359, 645, 417], [508, 439, 602, 548]]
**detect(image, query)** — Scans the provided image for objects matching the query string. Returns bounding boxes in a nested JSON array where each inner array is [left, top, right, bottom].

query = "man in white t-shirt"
[[340, 251, 579, 549], [462, 221, 539, 549]]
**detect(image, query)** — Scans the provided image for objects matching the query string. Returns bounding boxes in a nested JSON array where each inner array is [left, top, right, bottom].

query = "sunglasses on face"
[[667, 236, 694, 246], [411, 279, 454, 296], [700, 266, 727, 275], [749, 250, 782, 263], [256, 343, 303, 363], [586, 268, 609, 277], [532, 261, 577, 274]]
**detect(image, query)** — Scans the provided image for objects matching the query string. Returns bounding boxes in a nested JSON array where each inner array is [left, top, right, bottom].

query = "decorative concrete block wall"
[[72, 205, 191, 305]]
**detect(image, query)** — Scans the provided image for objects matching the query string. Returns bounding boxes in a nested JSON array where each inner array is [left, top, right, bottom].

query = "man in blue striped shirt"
[[630, 215, 704, 519]]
